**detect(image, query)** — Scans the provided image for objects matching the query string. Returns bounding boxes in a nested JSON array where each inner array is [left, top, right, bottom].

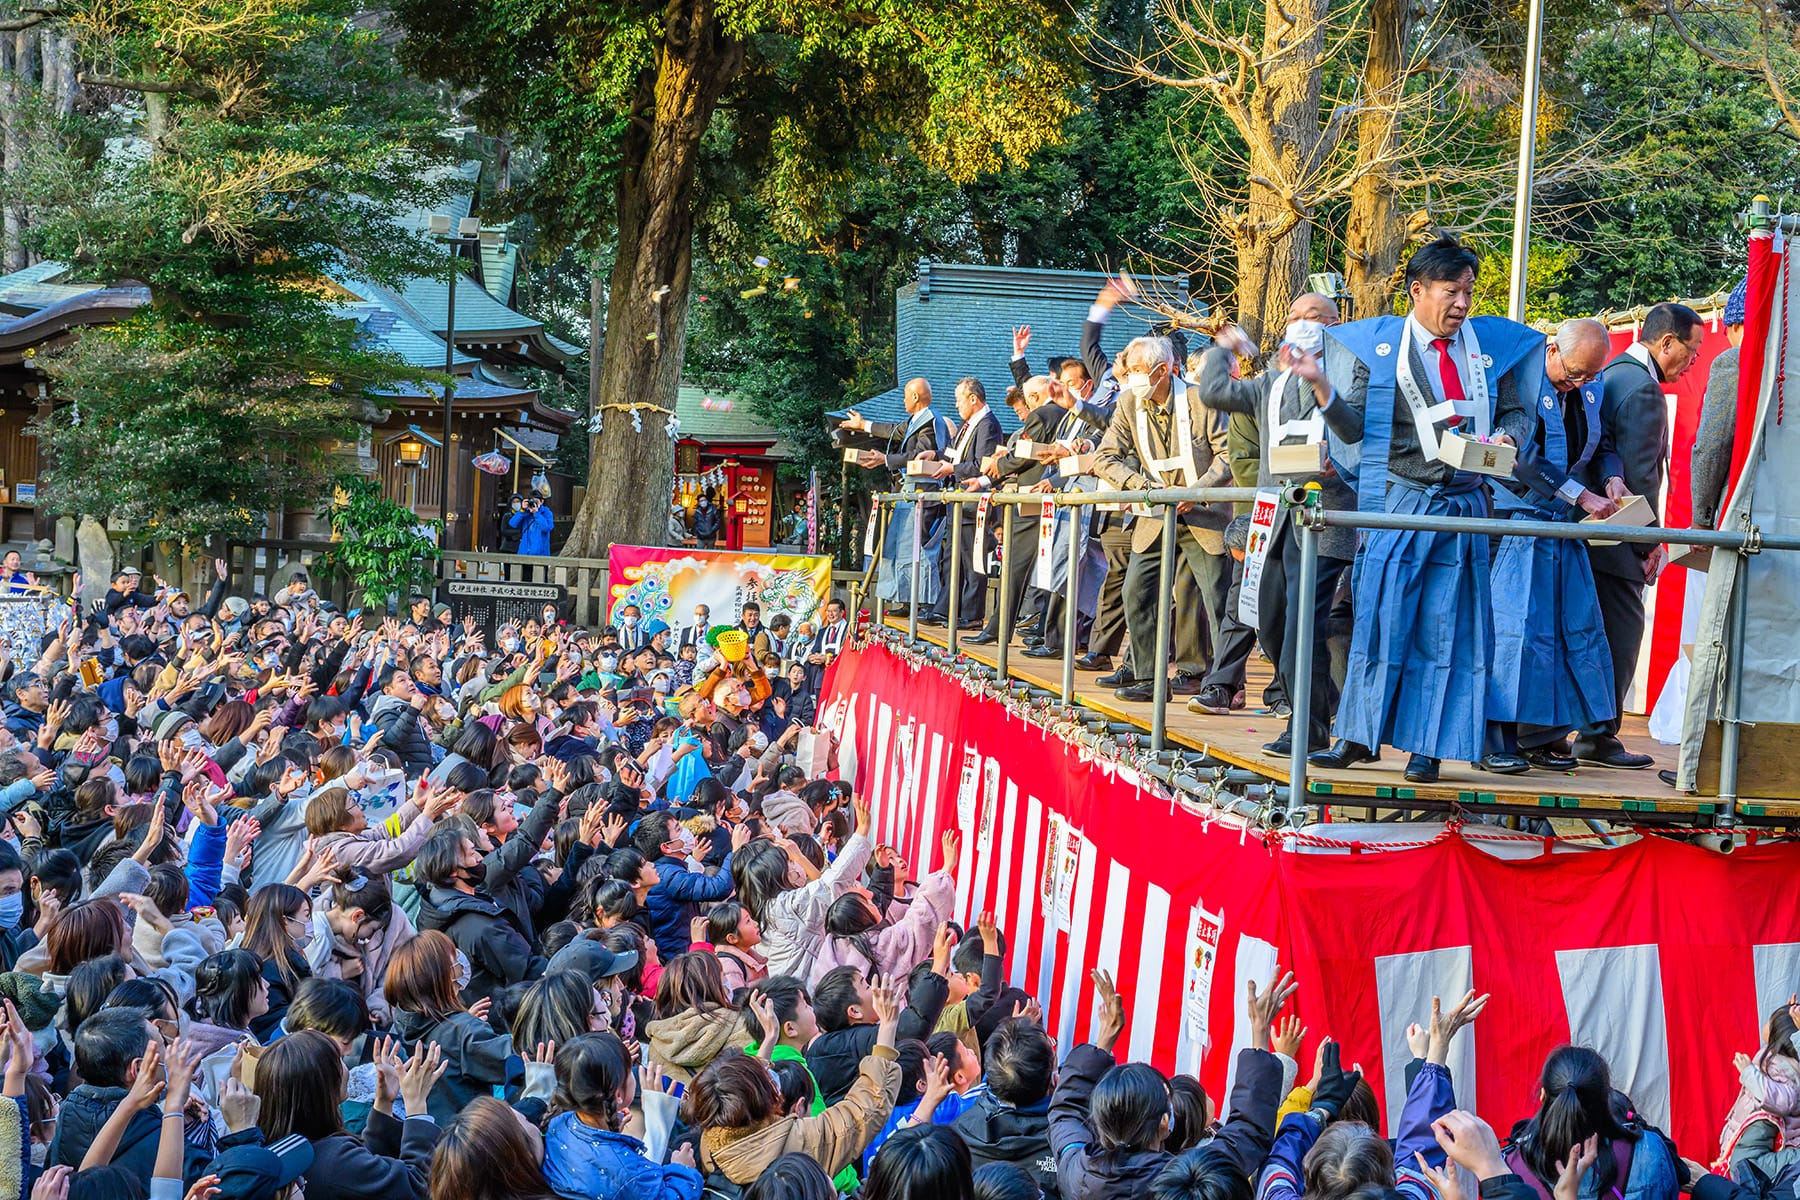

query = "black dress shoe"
[[1473, 752, 1530, 775], [1265, 731, 1330, 756], [1309, 740, 1379, 768], [1572, 740, 1654, 770], [964, 632, 998, 646], [1168, 674, 1206, 697], [1114, 683, 1156, 702], [1404, 754, 1441, 783], [1022, 645, 1061, 659], [1097, 668, 1135, 687], [1074, 653, 1113, 672], [1523, 747, 1578, 771], [918, 614, 947, 627], [1188, 684, 1234, 715], [1658, 768, 1680, 788], [1017, 614, 1042, 632]]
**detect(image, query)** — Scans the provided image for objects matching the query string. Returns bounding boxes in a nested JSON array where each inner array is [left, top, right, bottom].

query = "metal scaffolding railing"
[[862, 484, 1800, 826]]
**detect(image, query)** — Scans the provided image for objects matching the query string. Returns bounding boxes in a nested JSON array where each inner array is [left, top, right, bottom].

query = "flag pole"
[[1507, 0, 1546, 321]]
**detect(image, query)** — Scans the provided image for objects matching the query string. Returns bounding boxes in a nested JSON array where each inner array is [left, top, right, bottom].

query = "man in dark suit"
[[1574, 302, 1704, 770], [803, 598, 852, 690], [966, 378, 1064, 645], [1192, 293, 1353, 753], [677, 603, 711, 650], [918, 378, 1004, 627], [842, 378, 954, 609]]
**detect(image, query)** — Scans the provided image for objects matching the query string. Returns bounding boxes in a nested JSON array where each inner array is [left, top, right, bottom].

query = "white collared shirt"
[[1409, 314, 1466, 406]]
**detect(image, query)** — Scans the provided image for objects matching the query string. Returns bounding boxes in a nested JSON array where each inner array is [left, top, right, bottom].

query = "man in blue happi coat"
[[1284, 235, 1536, 784], [1484, 317, 1619, 773]]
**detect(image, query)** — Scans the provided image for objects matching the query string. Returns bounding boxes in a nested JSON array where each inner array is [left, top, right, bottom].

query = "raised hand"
[[852, 794, 871, 838], [1431, 1110, 1509, 1180], [1246, 969, 1299, 1051], [1427, 989, 1489, 1065], [1554, 1134, 1599, 1200], [1012, 325, 1032, 356], [869, 973, 903, 1033], [183, 1175, 222, 1200], [940, 829, 960, 872], [1272, 1013, 1307, 1060], [123, 1039, 166, 1112], [372, 1036, 401, 1111], [400, 1041, 448, 1116], [1092, 968, 1125, 1052], [220, 1074, 261, 1133], [32, 1165, 73, 1200], [224, 817, 261, 870], [748, 991, 780, 1055]]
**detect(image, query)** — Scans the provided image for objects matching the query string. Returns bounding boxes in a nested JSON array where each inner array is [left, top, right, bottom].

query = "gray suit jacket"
[[1690, 343, 1739, 531], [1584, 350, 1669, 580], [1193, 346, 1357, 561], [1095, 377, 1233, 553]]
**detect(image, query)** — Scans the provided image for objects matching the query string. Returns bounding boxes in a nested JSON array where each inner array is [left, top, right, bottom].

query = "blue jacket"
[[1256, 1061, 1455, 1200], [643, 854, 734, 962], [509, 506, 555, 555], [543, 1112, 702, 1200]]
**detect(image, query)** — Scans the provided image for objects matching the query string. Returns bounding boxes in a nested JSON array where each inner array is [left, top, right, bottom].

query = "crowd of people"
[[0, 523, 1773, 1200], [845, 235, 1743, 787]]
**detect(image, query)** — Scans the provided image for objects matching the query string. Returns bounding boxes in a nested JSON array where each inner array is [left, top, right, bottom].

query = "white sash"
[[1131, 381, 1199, 515], [1395, 321, 1490, 463], [821, 621, 846, 655], [972, 498, 989, 575], [1266, 371, 1324, 446]]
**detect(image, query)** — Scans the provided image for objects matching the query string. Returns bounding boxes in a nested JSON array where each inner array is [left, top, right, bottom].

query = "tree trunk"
[[3, 29, 34, 271], [1231, 0, 1329, 348], [1342, 0, 1413, 319], [560, 0, 743, 558]]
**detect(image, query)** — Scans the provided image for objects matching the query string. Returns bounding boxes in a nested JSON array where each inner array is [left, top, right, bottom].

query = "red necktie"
[[1431, 338, 1465, 427]]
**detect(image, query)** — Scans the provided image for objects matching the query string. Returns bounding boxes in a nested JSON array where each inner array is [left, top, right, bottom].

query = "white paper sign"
[[1183, 899, 1226, 1053], [978, 760, 1001, 851], [1237, 489, 1282, 627], [1033, 499, 1056, 588], [955, 747, 982, 832], [1040, 813, 1085, 930]]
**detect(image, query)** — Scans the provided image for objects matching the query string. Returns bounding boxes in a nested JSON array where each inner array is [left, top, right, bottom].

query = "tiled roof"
[[844, 260, 1201, 431], [675, 384, 791, 455]]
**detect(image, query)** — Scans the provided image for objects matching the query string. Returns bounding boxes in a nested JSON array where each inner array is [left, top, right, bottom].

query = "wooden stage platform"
[[878, 617, 1800, 825]]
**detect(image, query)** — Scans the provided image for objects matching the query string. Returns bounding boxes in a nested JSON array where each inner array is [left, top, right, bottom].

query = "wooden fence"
[[224, 541, 861, 626]]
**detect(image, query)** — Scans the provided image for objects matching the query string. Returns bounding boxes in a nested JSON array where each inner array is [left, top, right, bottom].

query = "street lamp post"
[[425, 215, 502, 547]]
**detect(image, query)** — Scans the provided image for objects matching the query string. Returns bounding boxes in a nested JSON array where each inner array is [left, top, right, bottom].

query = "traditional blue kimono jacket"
[[1487, 377, 1616, 732], [1321, 314, 1541, 762], [875, 411, 955, 605]]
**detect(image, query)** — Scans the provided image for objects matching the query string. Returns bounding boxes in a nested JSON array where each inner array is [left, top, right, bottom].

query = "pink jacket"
[[313, 800, 434, 875], [1717, 1052, 1800, 1168], [805, 869, 955, 989]]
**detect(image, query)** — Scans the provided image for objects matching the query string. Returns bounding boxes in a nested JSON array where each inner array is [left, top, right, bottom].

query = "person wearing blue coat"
[[509, 497, 555, 555]]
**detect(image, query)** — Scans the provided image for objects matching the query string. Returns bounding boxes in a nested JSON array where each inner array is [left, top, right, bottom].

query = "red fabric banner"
[[820, 642, 1800, 1158]]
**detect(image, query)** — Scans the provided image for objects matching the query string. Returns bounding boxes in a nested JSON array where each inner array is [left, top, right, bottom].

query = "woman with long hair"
[[646, 952, 745, 1088], [809, 831, 959, 989], [863, 1124, 975, 1200], [255, 1028, 446, 1200], [682, 976, 903, 1186], [188, 949, 268, 1061], [241, 884, 315, 1040], [1505, 1045, 1679, 1200], [510, 971, 606, 1053], [385, 930, 515, 1124], [728, 797, 872, 980], [320, 869, 417, 1026], [541, 1031, 702, 1199], [428, 1095, 556, 1200]]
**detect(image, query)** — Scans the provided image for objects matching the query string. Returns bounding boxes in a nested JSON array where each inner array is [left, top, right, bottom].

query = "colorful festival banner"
[[606, 544, 832, 629], [819, 641, 1800, 1157]]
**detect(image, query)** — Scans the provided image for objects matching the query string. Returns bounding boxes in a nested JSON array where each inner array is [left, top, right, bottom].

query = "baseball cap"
[[222, 596, 250, 618], [119, 566, 141, 577], [547, 939, 638, 986], [213, 1135, 314, 1200]]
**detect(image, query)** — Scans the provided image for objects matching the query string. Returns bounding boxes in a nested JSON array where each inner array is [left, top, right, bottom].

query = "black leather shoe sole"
[[1021, 646, 1060, 659], [1308, 742, 1380, 769], [1575, 749, 1654, 770], [1473, 754, 1531, 775], [1523, 750, 1578, 771], [964, 633, 998, 645]]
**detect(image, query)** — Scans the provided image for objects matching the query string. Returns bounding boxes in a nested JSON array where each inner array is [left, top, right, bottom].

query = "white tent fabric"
[[1679, 233, 1800, 789]]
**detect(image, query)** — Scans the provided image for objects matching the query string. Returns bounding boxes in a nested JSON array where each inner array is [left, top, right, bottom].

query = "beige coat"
[[701, 1048, 900, 1184], [1094, 377, 1233, 553], [645, 1005, 747, 1086]]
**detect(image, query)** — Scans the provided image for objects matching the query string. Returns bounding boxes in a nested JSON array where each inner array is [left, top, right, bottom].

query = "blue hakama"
[[1487, 523, 1615, 731], [1334, 479, 1492, 761], [875, 498, 944, 605]]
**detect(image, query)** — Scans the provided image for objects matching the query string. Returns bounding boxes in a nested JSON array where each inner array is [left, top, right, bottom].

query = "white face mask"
[[454, 949, 472, 991], [1282, 319, 1326, 356], [1124, 370, 1155, 401]]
